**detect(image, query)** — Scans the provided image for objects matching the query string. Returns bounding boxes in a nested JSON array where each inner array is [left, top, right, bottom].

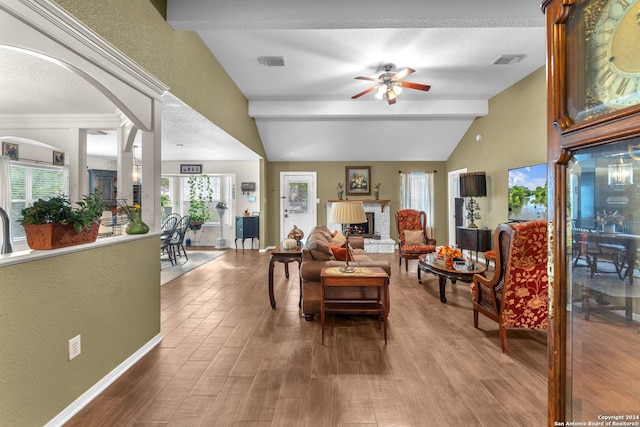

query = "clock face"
[[589, 0, 640, 111]]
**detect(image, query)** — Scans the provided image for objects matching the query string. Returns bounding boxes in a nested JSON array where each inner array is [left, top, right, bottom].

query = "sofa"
[[300, 225, 392, 320]]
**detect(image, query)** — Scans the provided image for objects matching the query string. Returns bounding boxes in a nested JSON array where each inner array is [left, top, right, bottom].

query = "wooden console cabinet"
[[456, 227, 491, 259]]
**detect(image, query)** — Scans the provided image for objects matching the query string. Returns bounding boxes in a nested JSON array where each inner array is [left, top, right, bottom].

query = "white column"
[[141, 98, 161, 231]]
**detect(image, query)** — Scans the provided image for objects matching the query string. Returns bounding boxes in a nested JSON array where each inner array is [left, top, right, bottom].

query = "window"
[[400, 171, 435, 229], [10, 163, 64, 240], [178, 175, 232, 224]]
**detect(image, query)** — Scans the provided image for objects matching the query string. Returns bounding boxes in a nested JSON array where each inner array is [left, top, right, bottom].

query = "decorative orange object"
[[445, 256, 453, 267], [23, 222, 100, 250], [437, 245, 462, 259]]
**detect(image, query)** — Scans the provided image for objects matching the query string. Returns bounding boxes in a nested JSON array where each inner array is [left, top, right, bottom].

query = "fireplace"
[[327, 201, 393, 253], [344, 212, 374, 238]]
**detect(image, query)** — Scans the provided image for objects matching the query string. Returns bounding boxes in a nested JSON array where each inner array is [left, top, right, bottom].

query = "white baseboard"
[[45, 333, 163, 427]]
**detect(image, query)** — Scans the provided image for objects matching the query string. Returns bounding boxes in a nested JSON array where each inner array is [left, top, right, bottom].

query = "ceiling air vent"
[[491, 54, 526, 65], [257, 56, 286, 67]]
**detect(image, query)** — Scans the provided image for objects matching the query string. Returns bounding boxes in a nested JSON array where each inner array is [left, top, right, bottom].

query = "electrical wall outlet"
[[68, 335, 81, 360]]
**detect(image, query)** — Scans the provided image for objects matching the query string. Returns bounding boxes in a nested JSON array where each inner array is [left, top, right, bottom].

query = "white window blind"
[[10, 163, 64, 240]]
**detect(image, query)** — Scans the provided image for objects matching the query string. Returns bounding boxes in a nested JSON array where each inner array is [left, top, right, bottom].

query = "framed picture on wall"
[[180, 164, 202, 174], [346, 166, 371, 196], [53, 151, 65, 166], [2, 141, 19, 160]]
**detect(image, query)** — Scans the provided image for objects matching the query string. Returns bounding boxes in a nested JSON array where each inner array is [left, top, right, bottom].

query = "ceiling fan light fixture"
[[393, 84, 403, 95], [375, 85, 386, 99], [386, 88, 397, 105]]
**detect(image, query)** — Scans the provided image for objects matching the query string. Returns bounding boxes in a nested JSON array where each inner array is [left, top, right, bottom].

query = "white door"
[[448, 168, 467, 246], [280, 172, 317, 241]]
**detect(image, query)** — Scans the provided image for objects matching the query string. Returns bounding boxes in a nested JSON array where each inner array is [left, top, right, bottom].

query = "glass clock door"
[[565, 136, 640, 421]]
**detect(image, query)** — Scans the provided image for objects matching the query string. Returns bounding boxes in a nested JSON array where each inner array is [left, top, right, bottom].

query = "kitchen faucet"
[[0, 206, 13, 254]]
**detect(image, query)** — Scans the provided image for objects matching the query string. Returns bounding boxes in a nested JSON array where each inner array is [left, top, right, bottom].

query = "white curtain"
[[0, 155, 13, 248], [400, 171, 435, 238], [62, 164, 70, 195]]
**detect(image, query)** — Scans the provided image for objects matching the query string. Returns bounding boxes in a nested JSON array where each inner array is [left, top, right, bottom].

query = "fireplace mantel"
[[327, 199, 390, 212]]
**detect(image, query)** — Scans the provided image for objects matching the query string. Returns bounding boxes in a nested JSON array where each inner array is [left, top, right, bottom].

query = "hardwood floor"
[[65, 250, 547, 426]]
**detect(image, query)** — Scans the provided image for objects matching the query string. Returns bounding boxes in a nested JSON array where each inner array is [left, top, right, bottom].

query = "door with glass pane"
[[280, 172, 316, 241]]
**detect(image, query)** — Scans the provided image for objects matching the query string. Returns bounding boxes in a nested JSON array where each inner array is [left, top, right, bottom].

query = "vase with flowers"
[[118, 199, 149, 234], [596, 210, 625, 233], [437, 245, 463, 267], [337, 183, 344, 200]]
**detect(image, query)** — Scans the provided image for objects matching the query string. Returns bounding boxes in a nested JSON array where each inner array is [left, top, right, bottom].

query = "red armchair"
[[395, 209, 436, 271], [470, 220, 548, 354]]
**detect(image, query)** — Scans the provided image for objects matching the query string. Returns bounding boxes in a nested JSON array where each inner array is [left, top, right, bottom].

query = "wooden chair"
[[395, 209, 436, 271], [470, 220, 548, 354]]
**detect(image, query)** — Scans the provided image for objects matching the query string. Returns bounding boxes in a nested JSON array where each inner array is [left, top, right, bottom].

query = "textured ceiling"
[[0, 47, 259, 161], [1, 0, 547, 163], [168, 0, 546, 161]]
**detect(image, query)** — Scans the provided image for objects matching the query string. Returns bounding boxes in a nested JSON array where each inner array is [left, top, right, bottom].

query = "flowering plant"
[[117, 199, 141, 221], [595, 210, 625, 225], [437, 245, 462, 258]]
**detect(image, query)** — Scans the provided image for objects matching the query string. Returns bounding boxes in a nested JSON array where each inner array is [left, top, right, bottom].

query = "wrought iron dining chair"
[[168, 215, 191, 264], [160, 214, 180, 265]]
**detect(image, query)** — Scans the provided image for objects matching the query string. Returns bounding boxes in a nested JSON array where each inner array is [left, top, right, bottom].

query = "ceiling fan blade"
[[354, 76, 378, 82], [398, 81, 431, 91], [351, 86, 378, 99], [393, 67, 415, 80]]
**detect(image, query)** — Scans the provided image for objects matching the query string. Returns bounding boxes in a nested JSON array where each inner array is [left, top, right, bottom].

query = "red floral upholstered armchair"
[[470, 220, 548, 354], [395, 209, 436, 271]]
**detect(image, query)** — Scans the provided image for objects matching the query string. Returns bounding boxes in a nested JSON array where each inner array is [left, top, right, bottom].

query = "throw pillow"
[[404, 230, 425, 245], [332, 230, 346, 246], [329, 243, 353, 261]]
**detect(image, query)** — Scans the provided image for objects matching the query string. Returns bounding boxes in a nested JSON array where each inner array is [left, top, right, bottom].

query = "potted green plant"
[[160, 194, 172, 217], [187, 175, 212, 230], [19, 193, 106, 249]]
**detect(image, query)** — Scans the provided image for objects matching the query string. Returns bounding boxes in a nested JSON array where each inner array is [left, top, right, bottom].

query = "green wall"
[[266, 161, 447, 246], [448, 67, 548, 229], [266, 68, 547, 247], [0, 237, 161, 426]]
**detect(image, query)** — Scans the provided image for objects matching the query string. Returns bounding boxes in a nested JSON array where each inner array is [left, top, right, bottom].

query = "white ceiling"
[[1, 0, 546, 163], [167, 0, 546, 161], [0, 47, 259, 161]]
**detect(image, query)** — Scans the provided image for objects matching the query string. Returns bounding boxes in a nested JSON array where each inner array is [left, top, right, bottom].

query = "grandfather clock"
[[543, 0, 640, 425]]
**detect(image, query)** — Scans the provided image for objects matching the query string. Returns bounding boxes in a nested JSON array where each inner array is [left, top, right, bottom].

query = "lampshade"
[[330, 201, 367, 225], [608, 156, 633, 191], [459, 172, 487, 197]]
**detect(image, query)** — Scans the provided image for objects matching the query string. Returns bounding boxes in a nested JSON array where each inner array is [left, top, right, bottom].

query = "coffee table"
[[268, 243, 303, 309], [417, 253, 486, 303]]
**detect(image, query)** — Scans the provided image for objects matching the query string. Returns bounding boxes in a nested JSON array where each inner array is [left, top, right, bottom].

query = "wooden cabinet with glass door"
[[543, 0, 640, 425]]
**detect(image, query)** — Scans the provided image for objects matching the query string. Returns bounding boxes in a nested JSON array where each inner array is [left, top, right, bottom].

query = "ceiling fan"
[[351, 64, 431, 105]]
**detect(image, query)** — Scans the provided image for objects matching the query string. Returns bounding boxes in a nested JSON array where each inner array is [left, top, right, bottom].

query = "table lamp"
[[459, 172, 487, 228], [329, 201, 367, 273]]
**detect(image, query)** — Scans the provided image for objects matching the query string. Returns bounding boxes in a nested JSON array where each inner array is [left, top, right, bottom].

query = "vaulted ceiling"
[[1, 1, 546, 163], [167, 0, 546, 161]]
